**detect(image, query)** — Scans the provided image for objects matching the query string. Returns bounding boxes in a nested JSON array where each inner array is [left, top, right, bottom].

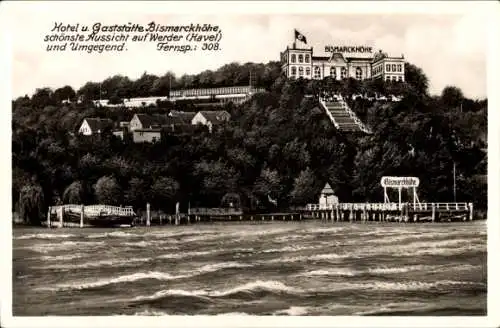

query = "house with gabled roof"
[[78, 118, 113, 136], [191, 110, 231, 132]]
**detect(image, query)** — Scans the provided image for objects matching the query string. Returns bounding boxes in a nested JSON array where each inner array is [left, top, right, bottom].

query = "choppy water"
[[13, 221, 486, 316]]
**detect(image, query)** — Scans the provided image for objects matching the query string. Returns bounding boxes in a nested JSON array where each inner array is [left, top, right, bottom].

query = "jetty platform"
[[304, 202, 473, 223]]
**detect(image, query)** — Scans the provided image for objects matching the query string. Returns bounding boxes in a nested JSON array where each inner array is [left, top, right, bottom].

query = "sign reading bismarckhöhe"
[[380, 176, 420, 188], [325, 45, 373, 54]]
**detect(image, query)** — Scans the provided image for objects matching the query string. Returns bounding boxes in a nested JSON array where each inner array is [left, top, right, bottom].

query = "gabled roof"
[[198, 110, 231, 123], [321, 183, 335, 195], [84, 118, 113, 132]]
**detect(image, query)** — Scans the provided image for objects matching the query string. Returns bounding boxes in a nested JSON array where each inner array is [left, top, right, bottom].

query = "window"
[[398, 76, 403, 82], [392, 64, 397, 72], [398, 64, 402, 72], [305, 54, 310, 63], [298, 54, 303, 63], [386, 64, 390, 72], [314, 66, 321, 79], [385, 76, 391, 81], [291, 54, 296, 63], [306, 67, 311, 76], [291, 66, 296, 76], [392, 76, 397, 81], [298, 66, 304, 76], [330, 66, 336, 79], [355, 67, 362, 80], [341, 67, 347, 79]]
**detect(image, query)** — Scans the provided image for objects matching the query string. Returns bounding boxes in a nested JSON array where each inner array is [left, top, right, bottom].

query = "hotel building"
[[280, 43, 405, 82]]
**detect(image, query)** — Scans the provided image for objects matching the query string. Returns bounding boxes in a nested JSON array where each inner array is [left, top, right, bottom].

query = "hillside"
[[12, 62, 487, 224]]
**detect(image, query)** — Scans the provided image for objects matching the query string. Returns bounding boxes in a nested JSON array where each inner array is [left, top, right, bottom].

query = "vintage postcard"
[[1, 1, 499, 327]]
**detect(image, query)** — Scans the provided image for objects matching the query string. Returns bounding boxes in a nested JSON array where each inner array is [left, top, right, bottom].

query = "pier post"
[[469, 203, 474, 221], [331, 210, 334, 223], [80, 204, 84, 228], [59, 206, 64, 228], [146, 203, 151, 227], [349, 208, 353, 222], [187, 214, 190, 224], [336, 206, 340, 222], [431, 203, 436, 222], [363, 205, 367, 223], [299, 213, 302, 221], [47, 206, 51, 228], [160, 215, 163, 225], [271, 215, 274, 221]]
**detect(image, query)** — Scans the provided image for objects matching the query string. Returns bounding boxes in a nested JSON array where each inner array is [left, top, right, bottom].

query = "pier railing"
[[305, 202, 471, 212], [50, 204, 136, 217]]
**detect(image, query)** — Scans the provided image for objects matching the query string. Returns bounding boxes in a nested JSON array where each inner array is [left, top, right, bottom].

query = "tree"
[[19, 183, 45, 224], [53, 85, 76, 103], [441, 86, 464, 109], [404, 63, 429, 95], [63, 181, 84, 204], [290, 167, 317, 205], [150, 177, 180, 210], [94, 176, 121, 205]]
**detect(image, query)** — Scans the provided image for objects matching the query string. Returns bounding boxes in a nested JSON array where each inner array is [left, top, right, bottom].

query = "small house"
[[78, 118, 113, 136], [319, 183, 339, 207], [129, 113, 164, 131], [192, 110, 231, 132]]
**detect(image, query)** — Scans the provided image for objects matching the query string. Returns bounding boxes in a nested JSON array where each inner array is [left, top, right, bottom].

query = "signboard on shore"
[[380, 176, 420, 188]]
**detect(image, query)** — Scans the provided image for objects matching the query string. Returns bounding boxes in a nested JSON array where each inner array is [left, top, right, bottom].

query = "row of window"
[[290, 53, 310, 64], [290, 66, 363, 79], [387, 64, 403, 72], [385, 75, 403, 82], [373, 63, 403, 75]]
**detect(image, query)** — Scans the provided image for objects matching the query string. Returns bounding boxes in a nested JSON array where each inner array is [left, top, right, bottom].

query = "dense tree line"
[[12, 62, 487, 224]]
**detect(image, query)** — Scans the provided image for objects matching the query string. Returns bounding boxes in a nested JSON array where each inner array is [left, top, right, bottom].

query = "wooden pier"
[[305, 202, 473, 223]]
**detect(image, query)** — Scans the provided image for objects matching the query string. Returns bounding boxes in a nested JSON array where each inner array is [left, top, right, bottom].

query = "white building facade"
[[280, 43, 405, 82]]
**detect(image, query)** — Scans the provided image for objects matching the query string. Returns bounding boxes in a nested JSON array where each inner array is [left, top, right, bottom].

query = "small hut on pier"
[[319, 183, 339, 207]]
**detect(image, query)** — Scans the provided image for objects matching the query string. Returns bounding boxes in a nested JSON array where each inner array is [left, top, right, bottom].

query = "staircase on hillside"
[[319, 97, 372, 134]]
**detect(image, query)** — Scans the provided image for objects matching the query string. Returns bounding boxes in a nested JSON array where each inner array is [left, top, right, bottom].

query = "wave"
[[133, 309, 170, 316], [122, 240, 178, 248], [297, 263, 477, 278], [216, 312, 251, 316], [273, 306, 311, 316], [36, 257, 152, 270], [40, 253, 87, 261], [299, 268, 358, 277], [87, 231, 139, 239], [196, 261, 252, 274], [328, 280, 485, 292], [131, 280, 303, 302], [157, 250, 216, 259], [38, 261, 251, 291], [37, 271, 193, 291], [23, 241, 105, 253], [15, 233, 76, 240], [261, 245, 319, 253]]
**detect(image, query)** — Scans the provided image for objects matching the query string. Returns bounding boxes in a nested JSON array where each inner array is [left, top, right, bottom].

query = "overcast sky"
[[4, 1, 493, 99]]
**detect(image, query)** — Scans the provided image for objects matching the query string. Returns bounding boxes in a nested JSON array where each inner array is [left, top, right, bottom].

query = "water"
[[13, 221, 487, 316]]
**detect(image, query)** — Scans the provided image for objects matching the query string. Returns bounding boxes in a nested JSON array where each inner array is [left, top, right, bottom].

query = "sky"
[[4, 1, 494, 100]]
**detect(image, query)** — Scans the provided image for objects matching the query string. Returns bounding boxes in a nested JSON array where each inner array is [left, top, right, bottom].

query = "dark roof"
[[312, 56, 331, 61], [84, 118, 113, 132], [134, 114, 162, 128], [169, 110, 196, 123], [199, 110, 231, 123]]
